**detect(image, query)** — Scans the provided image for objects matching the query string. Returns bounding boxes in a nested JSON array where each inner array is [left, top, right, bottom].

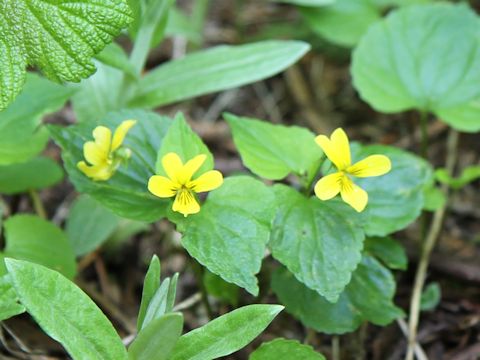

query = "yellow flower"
[[148, 153, 223, 217], [77, 120, 137, 181], [314, 128, 391, 212]]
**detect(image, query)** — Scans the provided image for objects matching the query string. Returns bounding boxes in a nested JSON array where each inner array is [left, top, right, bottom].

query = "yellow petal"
[[112, 119, 137, 152], [172, 189, 200, 216], [92, 126, 112, 155], [347, 155, 391, 178], [340, 177, 368, 212], [315, 128, 351, 170], [83, 141, 107, 165], [189, 170, 223, 193], [314, 172, 343, 200], [77, 161, 113, 181], [177, 154, 207, 184], [162, 153, 184, 183], [148, 175, 178, 198]]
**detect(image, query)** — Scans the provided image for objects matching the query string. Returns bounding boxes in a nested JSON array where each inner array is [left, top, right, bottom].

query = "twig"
[[284, 65, 329, 134], [253, 82, 282, 123], [78, 280, 137, 334], [419, 112, 428, 158], [28, 189, 47, 219], [332, 336, 340, 360], [1, 322, 31, 356], [405, 129, 459, 360], [396, 318, 428, 360], [173, 292, 202, 312]]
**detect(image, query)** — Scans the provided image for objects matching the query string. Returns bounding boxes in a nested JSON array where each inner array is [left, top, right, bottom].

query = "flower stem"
[[419, 112, 428, 159], [29, 189, 47, 219], [405, 129, 459, 360], [332, 336, 340, 360], [191, 258, 214, 320], [302, 156, 326, 196]]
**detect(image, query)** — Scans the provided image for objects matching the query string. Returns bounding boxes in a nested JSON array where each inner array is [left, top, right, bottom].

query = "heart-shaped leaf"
[[180, 176, 275, 296], [352, 3, 480, 132], [272, 255, 404, 334], [270, 185, 365, 302]]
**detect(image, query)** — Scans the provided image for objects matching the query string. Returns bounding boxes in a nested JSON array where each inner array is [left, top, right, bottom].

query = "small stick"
[[405, 129, 459, 360], [396, 318, 428, 360], [332, 336, 340, 360], [28, 189, 47, 219]]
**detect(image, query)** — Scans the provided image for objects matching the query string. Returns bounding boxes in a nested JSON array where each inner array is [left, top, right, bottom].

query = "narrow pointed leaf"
[[170, 304, 284, 360], [6, 259, 128, 360], [129, 41, 310, 108]]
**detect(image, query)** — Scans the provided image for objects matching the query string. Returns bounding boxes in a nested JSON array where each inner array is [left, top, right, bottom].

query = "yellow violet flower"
[[148, 153, 223, 217], [77, 120, 137, 181], [314, 128, 391, 212]]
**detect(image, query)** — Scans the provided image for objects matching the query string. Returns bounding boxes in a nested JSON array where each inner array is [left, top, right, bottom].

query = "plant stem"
[[190, 0, 210, 50], [332, 336, 340, 360], [405, 129, 459, 360], [29, 189, 47, 219], [302, 157, 326, 196], [419, 112, 428, 159], [191, 258, 214, 320]]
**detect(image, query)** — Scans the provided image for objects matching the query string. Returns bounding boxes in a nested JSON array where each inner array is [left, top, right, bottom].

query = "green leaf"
[[0, 275, 25, 321], [72, 61, 125, 123], [137, 255, 161, 331], [270, 185, 364, 302], [0, 73, 75, 165], [142, 277, 172, 330], [300, 0, 381, 47], [129, 41, 310, 108], [203, 270, 239, 306], [166, 273, 179, 313], [225, 113, 322, 180], [50, 109, 172, 222], [165, 7, 202, 44], [0, 0, 132, 110], [420, 282, 441, 311], [130, 0, 174, 63], [435, 166, 480, 190], [170, 304, 283, 360], [0, 156, 63, 194], [272, 256, 404, 334], [423, 184, 446, 211], [437, 99, 480, 132], [0, 253, 6, 277], [106, 219, 150, 248], [181, 176, 275, 296], [275, 0, 333, 5], [6, 259, 128, 360], [95, 43, 137, 79], [129, 313, 183, 360], [4, 215, 76, 279], [250, 338, 326, 360], [156, 114, 214, 176], [66, 195, 120, 256], [352, 144, 433, 236], [351, 3, 480, 132], [365, 237, 407, 270]]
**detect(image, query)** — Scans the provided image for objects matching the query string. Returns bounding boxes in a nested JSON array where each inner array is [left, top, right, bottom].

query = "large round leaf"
[[3, 215, 76, 279], [352, 3, 480, 132], [50, 110, 171, 222]]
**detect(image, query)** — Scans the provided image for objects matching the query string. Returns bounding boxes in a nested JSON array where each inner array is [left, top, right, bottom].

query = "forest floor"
[[2, 1, 480, 359]]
